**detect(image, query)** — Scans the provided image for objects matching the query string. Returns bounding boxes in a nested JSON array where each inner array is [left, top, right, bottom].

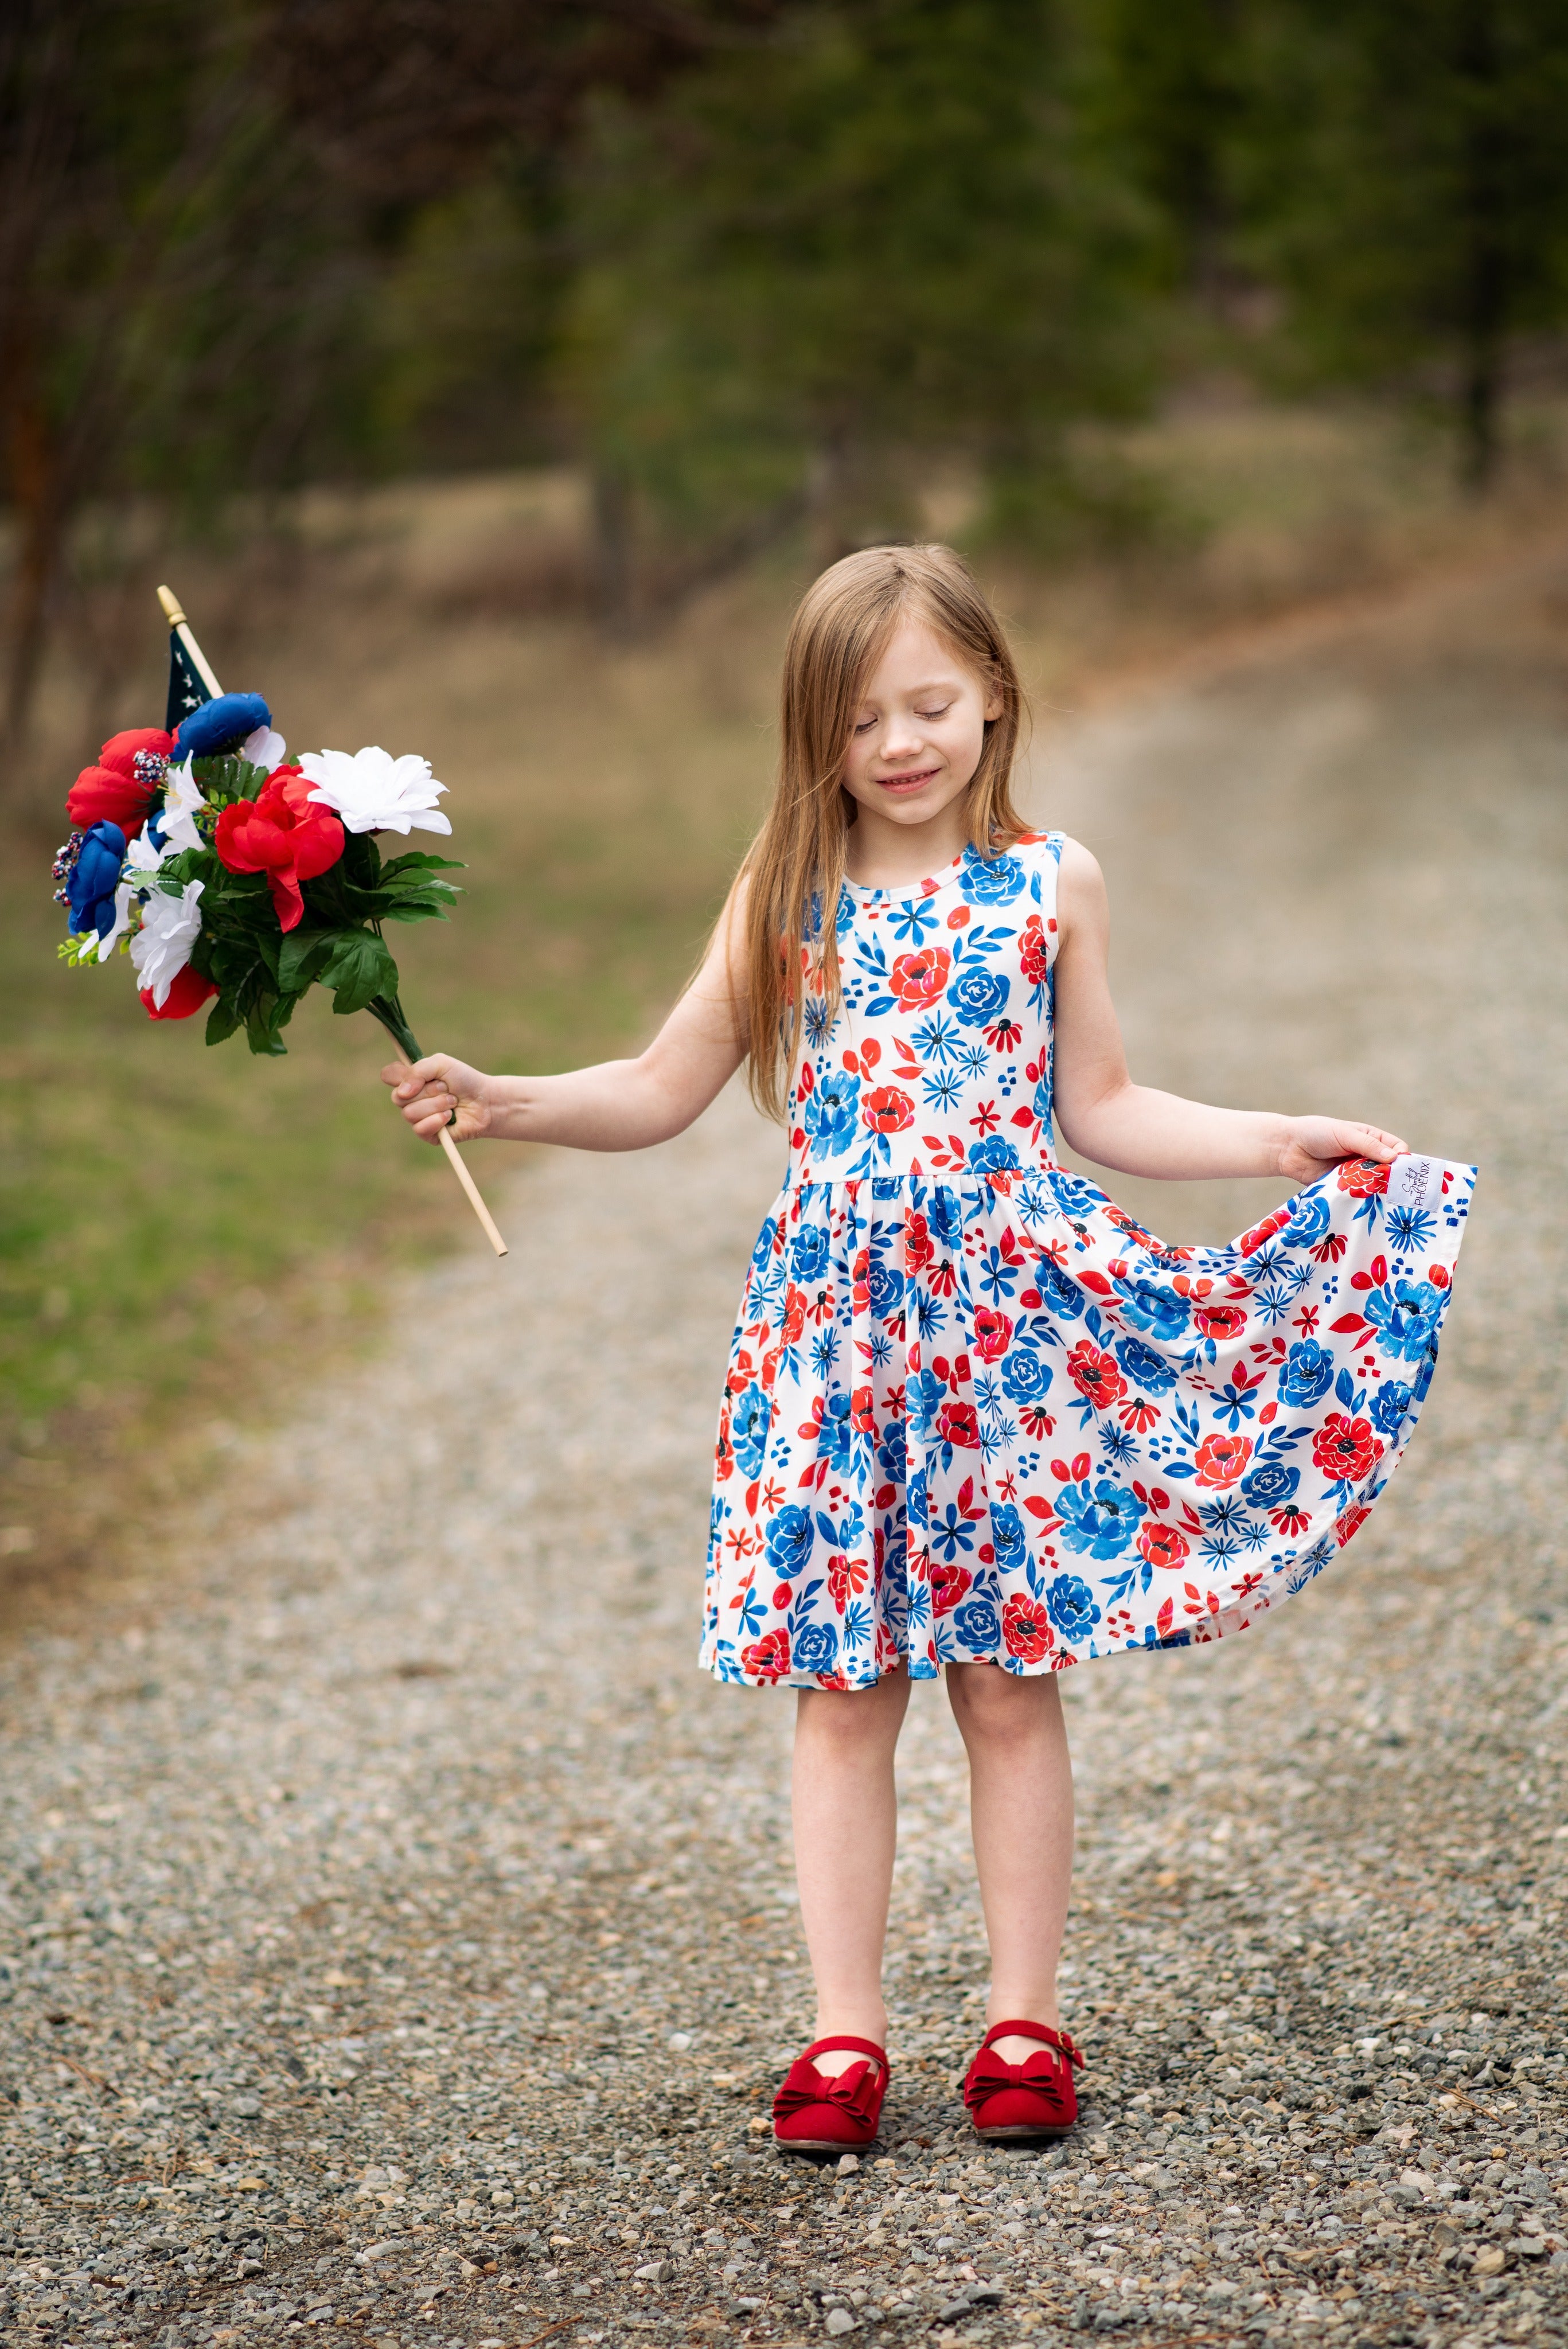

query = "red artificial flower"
[[67, 726, 174, 838], [1337, 1157, 1390, 1197], [972, 1305, 1013, 1362], [213, 766, 345, 930], [1002, 1593, 1054, 1663], [936, 1399, 980, 1449], [890, 945, 951, 1010], [1067, 1340, 1126, 1411], [1137, 1521, 1190, 1571], [740, 1627, 792, 1680], [861, 1084, 915, 1135], [139, 966, 217, 1022], [1194, 1431, 1252, 1488], [1313, 1412, 1380, 1484]]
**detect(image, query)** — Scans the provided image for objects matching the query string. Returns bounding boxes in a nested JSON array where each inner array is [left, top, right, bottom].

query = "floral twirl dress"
[[701, 831, 1475, 1689]]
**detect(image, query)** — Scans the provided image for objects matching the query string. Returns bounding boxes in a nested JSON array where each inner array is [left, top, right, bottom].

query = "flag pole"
[[155, 584, 508, 1258]]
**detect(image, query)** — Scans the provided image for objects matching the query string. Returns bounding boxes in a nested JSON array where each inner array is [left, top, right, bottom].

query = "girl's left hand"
[[1279, 1117, 1409, 1187]]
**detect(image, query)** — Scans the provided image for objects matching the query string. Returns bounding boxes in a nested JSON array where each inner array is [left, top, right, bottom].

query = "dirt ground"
[[2, 544, 1567, 2349]]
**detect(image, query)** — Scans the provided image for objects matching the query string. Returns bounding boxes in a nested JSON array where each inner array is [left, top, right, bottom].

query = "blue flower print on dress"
[[950, 967, 1009, 1026], [1280, 1339, 1335, 1407], [1046, 1573, 1101, 1642], [953, 1597, 1002, 1649], [1363, 1277, 1446, 1363], [960, 847, 1025, 906], [1370, 1380, 1413, 1437], [803, 1067, 860, 1157], [731, 1382, 772, 1479], [700, 829, 1473, 1691], [1054, 1474, 1147, 1560]]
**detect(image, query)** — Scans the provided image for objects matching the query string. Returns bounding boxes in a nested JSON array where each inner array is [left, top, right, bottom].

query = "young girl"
[[387, 544, 1472, 2153]]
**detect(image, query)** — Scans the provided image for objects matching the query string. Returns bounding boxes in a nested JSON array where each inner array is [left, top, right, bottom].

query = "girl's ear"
[[982, 661, 1004, 723]]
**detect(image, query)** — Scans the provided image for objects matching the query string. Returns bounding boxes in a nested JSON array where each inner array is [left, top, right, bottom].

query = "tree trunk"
[[0, 352, 66, 758], [1456, 0, 1507, 495]]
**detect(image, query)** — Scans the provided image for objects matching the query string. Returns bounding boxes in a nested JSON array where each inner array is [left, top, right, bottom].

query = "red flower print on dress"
[[973, 1305, 1013, 1361], [1066, 1340, 1126, 1411], [1337, 1157, 1391, 1196], [1002, 1593, 1054, 1662], [890, 945, 951, 1009], [1194, 1431, 1252, 1488], [1335, 1503, 1372, 1547], [1019, 913, 1051, 986], [1137, 1521, 1189, 1571], [828, 1554, 870, 1612], [936, 1399, 980, 1449], [862, 1084, 915, 1134], [904, 1211, 934, 1270], [1193, 1303, 1247, 1342], [740, 1627, 792, 1679], [1313, 1413, 1381, 1484], [929, 1560, 972, 1615]]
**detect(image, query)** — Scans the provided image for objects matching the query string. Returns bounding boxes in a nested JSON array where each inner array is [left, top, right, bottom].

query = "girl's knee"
[[947, 1662, 1059, 1739]]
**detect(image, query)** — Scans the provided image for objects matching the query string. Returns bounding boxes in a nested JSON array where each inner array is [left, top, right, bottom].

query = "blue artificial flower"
[[66, 821, 128, 939], [731, 1381, 773, 1479], [1000, 1346, 1052, 1407], [1054, 1475, 1146, 1560], [968, 1135, 1021, 1177], [867, 1259, 904, 1316], [953, 1597, 1001, 1649], [950, 967, 1009, 1027], [793, 1619, 840, 1674], [1045, 1572, 1102, 1642], [1114, 1333, 1176, 1393], [172, 692, 272, 761], [1370, 1379, 1413, 1437], [803, 1068, 860, 1157], [790, 1222, 832, 1283], [1363, 1278, 1445, 1364], [1111, 1275, 1190, 1343], [960, 848, 1025, 906], [1279, 1338, 1335, 1408], [989, 1501, 1028, 1574], [765, 1505, 815, 1579], [1240, 1460, 1299, 1511]]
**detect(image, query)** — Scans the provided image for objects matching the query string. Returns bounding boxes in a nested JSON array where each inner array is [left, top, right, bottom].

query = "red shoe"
[[963, 2019, 1082, 2140], [773, 2034, 890, 2153]]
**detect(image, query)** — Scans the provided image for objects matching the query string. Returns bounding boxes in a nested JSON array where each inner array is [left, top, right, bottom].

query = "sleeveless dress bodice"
[[700, 830, 1474, 1689]]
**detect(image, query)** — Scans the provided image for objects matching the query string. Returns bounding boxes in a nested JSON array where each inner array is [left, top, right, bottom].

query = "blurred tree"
[[1091, 0, 1247, 309], [1246, 0, 1568, 489], [0, 0, 376, 767], [557, 0, 1161, 606]]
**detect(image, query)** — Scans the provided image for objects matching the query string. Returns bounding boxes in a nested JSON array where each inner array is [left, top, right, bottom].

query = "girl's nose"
[[880, 716, 923, 759]]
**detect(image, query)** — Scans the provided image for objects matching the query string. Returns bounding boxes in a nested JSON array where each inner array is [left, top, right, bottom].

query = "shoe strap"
[[980, 2019, 1081, 2067], [799, 2034, 889, 2073]]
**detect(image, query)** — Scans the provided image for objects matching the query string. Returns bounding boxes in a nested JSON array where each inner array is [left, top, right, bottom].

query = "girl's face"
[[840, 618, 1000, 833]]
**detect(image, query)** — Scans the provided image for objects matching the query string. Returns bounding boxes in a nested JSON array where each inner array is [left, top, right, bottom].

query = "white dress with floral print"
[[701, 831, 1475, 1689]]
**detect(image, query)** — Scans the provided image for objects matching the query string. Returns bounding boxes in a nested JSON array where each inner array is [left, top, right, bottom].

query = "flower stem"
[[366, 994, 423, 1062]]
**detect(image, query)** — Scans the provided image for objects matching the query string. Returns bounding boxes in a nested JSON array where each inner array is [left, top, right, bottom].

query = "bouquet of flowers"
[[50, 587, 506, 1252]]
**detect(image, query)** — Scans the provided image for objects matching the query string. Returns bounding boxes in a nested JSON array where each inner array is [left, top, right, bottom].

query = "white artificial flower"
[[298, 744, 451, 836], [240, 723, 287, 771], [157, 757, 209, 853], [129, 878, 205, 1006], [95, 883, 134, 963], [124, 828, 174, 879]]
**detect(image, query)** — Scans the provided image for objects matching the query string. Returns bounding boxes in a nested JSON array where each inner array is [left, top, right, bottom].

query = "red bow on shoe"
[[774, 2057, 882, 2129], [963, 2021, 1082, 2138]]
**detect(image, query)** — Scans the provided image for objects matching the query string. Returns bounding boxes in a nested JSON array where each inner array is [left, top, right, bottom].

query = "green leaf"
[[317, 930, 400, 1017], [190, 754, 267, 809], [204, 997, 241, 1047], [276, 928, 338, 993], [379, 851, 465, 877]]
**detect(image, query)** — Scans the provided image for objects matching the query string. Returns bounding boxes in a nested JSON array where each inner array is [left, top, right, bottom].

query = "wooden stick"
[[154, 583, 509, 1258], [155, 583, 223, 697], [393, 1044, 509, 1256]]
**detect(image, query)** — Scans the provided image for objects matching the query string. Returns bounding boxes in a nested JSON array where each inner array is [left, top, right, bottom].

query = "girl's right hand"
[[381, 1053, 493, 1144]]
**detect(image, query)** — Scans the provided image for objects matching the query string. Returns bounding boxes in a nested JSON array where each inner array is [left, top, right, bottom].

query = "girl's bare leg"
[[791, 1669, 912, 2073], [945, 1663, 1075, 2062]]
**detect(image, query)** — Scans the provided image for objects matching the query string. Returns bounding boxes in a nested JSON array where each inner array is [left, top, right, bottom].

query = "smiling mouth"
[[877, 768, 940, 793]]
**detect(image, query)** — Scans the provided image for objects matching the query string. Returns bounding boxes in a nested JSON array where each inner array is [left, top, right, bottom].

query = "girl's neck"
[[843, 803, 971, 892]]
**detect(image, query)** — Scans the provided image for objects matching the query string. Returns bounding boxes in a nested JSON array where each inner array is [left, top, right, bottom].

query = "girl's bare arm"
[[384, 887, 749, 1150], [1050, 839, 1406, 1187]]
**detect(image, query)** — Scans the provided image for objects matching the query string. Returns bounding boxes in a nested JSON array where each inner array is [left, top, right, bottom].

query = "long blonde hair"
[[737, 543, 1030, 1120]]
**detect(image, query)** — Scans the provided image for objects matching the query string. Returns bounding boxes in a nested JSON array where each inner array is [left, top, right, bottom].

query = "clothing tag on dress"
[[1386, 1153, 1442, 1216]]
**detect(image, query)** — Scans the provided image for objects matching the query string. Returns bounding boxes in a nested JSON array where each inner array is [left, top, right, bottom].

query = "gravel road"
[[3, 556, 1567, 2349]]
